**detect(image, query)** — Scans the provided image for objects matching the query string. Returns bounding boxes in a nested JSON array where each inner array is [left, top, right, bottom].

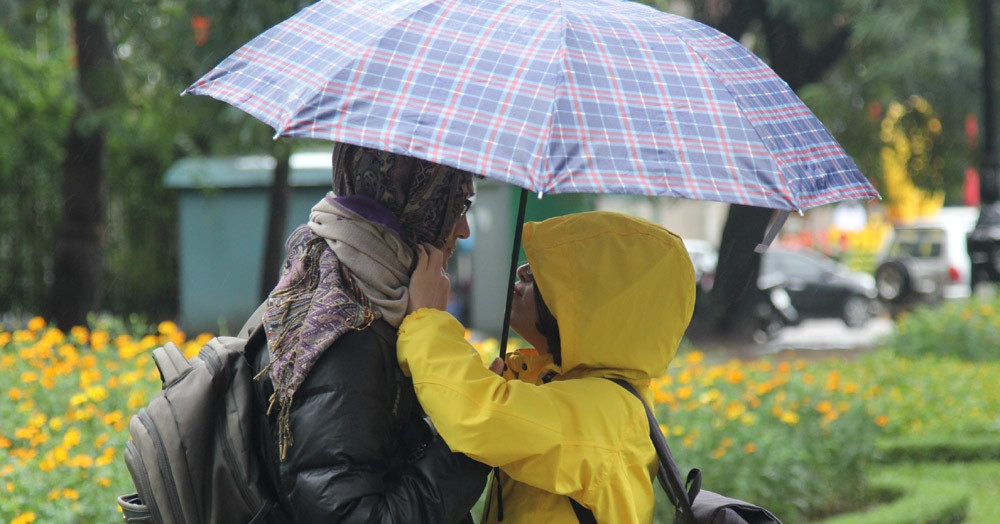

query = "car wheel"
[[875, 261, 910, 302], [841, 295, 870, 328]]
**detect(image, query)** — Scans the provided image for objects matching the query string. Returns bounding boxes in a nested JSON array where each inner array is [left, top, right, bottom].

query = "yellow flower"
[[86, 385, 109, 402], [20, 371, 38, 383], [816, 400, 834, 414], [0, 436, 11, 449], [27, 317, 46, 331], [158, 320, 179, 335], [62, 427, 82, 448], [744, 443, 757, 454], [685, 351, 704, 364], [63, 488, 81, 499], [676, 385, 693, 400], [70, 325, 89, 344], [725, 368, 745, 384], [711, 447, 727, 459], [0, 331, 11, 347], [780, 411, 800, 426], [824, 370, 841, 391], [740, 413, 758, 427], [978, 303, 994, 317], [128, 391, 147, 411], [96, 476, 112, 488], [5, 481, 13, 492], [11, 511, 36, 524], [724, 402, 746, 420], [48, 417, 63, 431], [875, 414, 889, 427], [38, 458, 56, 472], [69, 392, 88, 406], [48, 488, 62, 500], [698, 389, 721, 404], [91, 330, 110, 351], [653, 390, 675, 404], [70, 454, 94, 468]]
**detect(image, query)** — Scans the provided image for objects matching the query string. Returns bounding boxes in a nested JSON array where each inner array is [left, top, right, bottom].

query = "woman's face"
[[510, 263, 548, 354], [441, 210, 471, 268]]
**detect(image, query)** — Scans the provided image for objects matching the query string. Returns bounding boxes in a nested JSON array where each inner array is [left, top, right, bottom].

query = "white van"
[[875, 207, 979, 314]]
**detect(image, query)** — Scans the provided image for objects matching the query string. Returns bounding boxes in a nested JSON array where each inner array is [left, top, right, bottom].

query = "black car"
[[760, 247, 877, 328]]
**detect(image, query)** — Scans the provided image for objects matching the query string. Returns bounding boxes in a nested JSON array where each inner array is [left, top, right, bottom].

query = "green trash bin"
[[164, 152, 333, 334]]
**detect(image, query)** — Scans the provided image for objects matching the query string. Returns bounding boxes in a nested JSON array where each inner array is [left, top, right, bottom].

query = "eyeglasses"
[[460, 199, 472, 216]]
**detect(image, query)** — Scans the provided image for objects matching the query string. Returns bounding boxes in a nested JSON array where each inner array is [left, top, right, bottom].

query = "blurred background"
[[1, 0, 997, 344]]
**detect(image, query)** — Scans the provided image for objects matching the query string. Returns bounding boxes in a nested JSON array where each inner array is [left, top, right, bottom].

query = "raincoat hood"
[[522, 211, 695, 379]]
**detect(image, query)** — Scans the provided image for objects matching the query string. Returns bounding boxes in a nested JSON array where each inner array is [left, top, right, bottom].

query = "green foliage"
[[796, 0, 980, 204], [883, 297, 1000, 361], [878, 434, 1000, 463], [815, 461, 1000, 524], [838, 349, 1000, 437], [0, 27, 73, 314], [650, 352, 880, 522], [3, 317, 1000, 522]]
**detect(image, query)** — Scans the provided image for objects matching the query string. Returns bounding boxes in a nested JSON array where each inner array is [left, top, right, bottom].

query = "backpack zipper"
[[125, 438, 166, 523], [202, 343, 266, 514], [138, 408, 187, 521]]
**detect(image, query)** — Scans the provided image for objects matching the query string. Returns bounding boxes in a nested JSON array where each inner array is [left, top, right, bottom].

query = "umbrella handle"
[[498, 188, 529, 361]]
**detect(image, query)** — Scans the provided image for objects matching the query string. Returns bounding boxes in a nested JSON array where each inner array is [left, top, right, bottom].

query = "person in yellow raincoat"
[[398, 210, 696, 523]]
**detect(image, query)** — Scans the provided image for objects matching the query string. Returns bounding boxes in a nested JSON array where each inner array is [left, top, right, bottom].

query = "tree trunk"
[[693, 0, 851, 343], [50, 0, 121, 329], [260, 141, 292, 301]]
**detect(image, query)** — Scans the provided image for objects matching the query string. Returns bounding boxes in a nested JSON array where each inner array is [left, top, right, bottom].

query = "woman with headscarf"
[[399, 211, 697, 523], [249, 143, 489, 523]]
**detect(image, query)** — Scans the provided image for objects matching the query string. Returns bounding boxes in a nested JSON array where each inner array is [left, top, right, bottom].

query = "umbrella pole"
[[498, 188, 529, 360]]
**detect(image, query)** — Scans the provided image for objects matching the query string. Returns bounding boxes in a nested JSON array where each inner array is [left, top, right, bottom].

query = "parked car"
[[683, 238, 797, 343], [760, 246, 877, 328], [874, 207, 978, 316]]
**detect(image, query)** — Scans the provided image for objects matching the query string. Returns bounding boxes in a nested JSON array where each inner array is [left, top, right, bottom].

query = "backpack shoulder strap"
[[606, 378, 698, 523]]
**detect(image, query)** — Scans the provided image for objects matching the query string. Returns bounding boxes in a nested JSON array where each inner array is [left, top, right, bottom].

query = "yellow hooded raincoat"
[[397, 211, 696, 523]]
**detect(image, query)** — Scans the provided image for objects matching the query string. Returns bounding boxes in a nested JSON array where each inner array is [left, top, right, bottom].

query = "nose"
[[516, 263, 532, 282], [454, 214, 471, 239]]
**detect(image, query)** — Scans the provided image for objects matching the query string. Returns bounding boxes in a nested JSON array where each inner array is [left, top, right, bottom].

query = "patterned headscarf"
[[261, 143, 475, 458], [334, 143, 475, 248]]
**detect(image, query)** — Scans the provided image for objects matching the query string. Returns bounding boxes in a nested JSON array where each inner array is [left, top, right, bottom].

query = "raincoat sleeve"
[[397, 309, 591, 495]]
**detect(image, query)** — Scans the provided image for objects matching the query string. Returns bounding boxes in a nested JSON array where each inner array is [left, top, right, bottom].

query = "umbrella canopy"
[[184, 0, 878, 212]]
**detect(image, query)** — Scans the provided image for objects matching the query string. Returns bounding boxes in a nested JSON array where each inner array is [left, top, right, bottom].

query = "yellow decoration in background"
[[879, 96, 945, 223]]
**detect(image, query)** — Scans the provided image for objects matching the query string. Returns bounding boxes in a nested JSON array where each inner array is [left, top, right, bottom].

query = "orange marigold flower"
[[11, 511, 37, 524], [676, 385, 694, 400], [824, 370, 841, 391], [744, 443, 757, 454], [875, 414, 889, 427], [816, 400, 834, 414], [684, 351, 704, 365], [27, 317, 46, 331]]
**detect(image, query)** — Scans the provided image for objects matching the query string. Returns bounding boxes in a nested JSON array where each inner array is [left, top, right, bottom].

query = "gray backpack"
[[116, 324, 274, 524]]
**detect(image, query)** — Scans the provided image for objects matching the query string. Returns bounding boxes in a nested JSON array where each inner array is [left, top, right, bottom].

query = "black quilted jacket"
[[249, 319, 489, 523]]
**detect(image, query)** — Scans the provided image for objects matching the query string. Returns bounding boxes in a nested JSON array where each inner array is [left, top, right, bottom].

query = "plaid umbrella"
[[184, 0, 878, 213]]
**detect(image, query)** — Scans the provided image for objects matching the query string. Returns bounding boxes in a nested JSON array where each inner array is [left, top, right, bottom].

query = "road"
[[763, 315, 895, 354]]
